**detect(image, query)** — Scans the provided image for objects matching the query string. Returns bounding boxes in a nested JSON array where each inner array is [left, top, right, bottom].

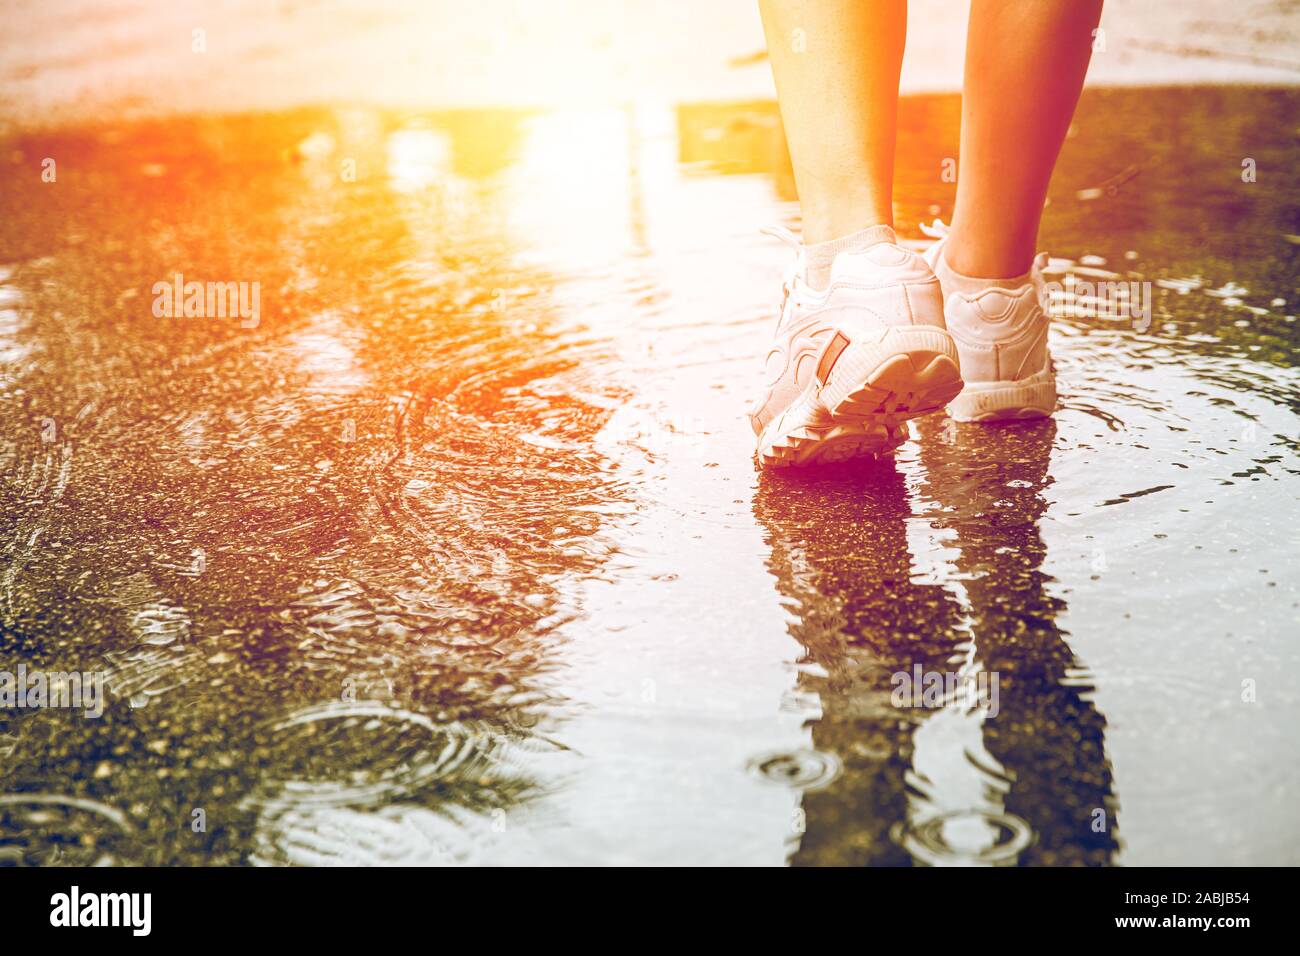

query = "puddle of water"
[[0, 86, 1297, 866]]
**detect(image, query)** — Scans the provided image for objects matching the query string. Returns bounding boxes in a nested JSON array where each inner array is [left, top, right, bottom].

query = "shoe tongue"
[[828, 236, 908, 282], [860, 241, 910, 265]]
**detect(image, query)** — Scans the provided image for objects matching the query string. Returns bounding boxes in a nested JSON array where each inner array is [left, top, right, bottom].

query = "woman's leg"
[[751, 1, 966, 469], [758, 0, 907, 245], [945, 0, 1104, 278]]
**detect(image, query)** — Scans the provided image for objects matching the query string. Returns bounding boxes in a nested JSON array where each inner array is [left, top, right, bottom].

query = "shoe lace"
[[759, 223, 802, 251], [919, 218, 950, 240], [760, 224, 805, 315]]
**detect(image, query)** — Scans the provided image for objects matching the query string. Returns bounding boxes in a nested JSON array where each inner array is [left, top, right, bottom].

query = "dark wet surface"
[[1, 86, 1298, 864]]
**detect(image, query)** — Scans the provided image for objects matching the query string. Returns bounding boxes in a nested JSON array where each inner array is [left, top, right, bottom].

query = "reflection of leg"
[[758, 0, 906, 242], [916, 419, 1120, 864], [753, 463, 966, 865], [947, 0, 1103, 277]]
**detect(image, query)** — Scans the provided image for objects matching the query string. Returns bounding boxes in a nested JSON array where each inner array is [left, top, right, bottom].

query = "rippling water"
[[1, 86, 1297, 865]]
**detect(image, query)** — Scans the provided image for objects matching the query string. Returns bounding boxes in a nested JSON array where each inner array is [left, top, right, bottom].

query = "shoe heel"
[[817, 326, 964, 422], [946, 365, 1057, 421]]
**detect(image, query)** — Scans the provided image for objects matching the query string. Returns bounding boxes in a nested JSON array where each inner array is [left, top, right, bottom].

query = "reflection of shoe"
[[750, 226, 963, 468], [921, 221, 1057, 422]]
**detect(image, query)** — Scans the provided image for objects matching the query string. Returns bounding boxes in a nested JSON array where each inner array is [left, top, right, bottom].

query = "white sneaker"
[[750, 226, 964, 468], [920, 220, 1057, 422]]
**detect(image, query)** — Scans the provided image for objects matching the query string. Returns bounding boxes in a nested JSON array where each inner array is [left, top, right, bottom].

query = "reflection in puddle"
[[247, 701, 510, 813], [893, 809, 1035, 867], [0, 794, 135, 867], [748, 749, 843, 792]]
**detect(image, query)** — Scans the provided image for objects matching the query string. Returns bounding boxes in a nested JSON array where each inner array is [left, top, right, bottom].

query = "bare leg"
[[946, 0, 1104, 277], [758, 0, 907, 244]]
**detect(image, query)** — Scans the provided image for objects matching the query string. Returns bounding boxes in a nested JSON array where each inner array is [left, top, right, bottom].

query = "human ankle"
[[940, 230, 1034, 283], [934, 240, 1033, 296], [800, 192, 893, 247]]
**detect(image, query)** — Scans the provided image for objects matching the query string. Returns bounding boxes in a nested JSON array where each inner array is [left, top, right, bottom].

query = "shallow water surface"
[[0, 87, 1297, 865]]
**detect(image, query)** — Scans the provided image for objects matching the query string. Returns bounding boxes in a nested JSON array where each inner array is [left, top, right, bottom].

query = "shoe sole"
[[757, 326, 963, 468], [946, 364, 1056, 422]]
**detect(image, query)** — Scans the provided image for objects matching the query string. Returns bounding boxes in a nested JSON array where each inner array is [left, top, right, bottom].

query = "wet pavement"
[[1, 86, 1298, 865]]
